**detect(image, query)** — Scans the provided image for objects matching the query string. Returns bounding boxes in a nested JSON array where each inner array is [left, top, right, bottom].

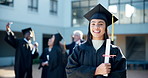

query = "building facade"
[[0, 0, 148, 66], [0, 0, 72, 66]]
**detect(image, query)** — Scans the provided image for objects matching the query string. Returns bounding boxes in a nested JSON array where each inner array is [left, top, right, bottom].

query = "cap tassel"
[[111, 14, 114, 44], [32, 30, 36, 42]]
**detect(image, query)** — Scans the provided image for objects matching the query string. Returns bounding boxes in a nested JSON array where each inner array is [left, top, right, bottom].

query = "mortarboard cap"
[[54, 33, 63, 41], [84, 4, 118, 26], [22, 27, 33, 35]]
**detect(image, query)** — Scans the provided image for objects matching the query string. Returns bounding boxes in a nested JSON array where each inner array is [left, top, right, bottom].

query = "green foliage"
[[33, 57, 40, 64]]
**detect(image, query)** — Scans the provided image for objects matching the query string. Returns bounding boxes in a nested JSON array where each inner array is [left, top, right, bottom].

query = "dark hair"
[[53, 34, 67, 59], [53, 35, 60, 46]]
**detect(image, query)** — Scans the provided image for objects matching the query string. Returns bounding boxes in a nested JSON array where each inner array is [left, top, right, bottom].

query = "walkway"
[[0, 64, 147, 78]]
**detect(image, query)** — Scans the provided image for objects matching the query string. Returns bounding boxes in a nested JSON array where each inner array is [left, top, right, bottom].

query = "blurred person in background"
[[5, 23, 39, 78], [39, 33, 67, 78], [66, 30, 84, 56]]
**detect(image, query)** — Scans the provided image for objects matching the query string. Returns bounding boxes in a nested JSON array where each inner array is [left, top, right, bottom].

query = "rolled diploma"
[[47, 55, 49, 61], [103, 39, 111, 77], [32, 47, 36, 54]]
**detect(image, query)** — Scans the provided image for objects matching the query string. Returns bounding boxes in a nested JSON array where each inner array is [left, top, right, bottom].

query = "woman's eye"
[[91, 23, 95, 25], [98, 23, 103, 26]]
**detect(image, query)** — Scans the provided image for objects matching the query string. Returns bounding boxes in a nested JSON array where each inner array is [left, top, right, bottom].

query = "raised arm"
[[4, 22, 18, 48]]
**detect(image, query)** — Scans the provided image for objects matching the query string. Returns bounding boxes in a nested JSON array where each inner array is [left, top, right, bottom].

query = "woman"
[[66, 4, 126, 78], [39, 33, 67, 78]]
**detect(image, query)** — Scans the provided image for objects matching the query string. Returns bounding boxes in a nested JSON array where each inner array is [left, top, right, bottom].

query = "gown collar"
[[92, 40, 104, 50]]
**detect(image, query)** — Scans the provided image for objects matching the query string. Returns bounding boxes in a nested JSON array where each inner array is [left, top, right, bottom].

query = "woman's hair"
[[53, 33, 66, 53], [53, 33, 62, 46], [53, 34, 67, 62]]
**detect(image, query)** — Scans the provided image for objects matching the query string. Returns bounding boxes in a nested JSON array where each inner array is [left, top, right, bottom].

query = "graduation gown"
[[39, 46, 68, 78], [66, 42, 75, 55], [4, 31, 39, 78], [66, 41, 126, 78], [66, 40, 84, 55]]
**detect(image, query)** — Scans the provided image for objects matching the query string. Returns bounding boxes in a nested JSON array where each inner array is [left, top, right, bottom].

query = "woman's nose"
[[94, 25, 100, 29]]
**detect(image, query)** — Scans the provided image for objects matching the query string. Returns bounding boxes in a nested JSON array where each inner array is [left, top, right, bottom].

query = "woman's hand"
[[95, 63, 111, 75], [42, 61, 49, 66], [6, 23, 11, 31]]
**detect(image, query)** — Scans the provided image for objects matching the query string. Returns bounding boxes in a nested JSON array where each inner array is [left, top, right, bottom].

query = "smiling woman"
[[66, 4, 126, 78]]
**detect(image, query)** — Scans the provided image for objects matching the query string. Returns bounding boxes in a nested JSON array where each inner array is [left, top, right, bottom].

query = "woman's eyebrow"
[[91, 21, 105, 23], [98, 21, 105, 23], [90, 21, 96, 23]]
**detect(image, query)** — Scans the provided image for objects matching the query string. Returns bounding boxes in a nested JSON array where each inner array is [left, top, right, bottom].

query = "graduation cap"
[[54, 33, 63, 42], [22, 27, 33, 35], [55, 31, 67, 50], [84, 4, 118, 26], [53, 33, 63, 46], [84, 4, 118, 43]]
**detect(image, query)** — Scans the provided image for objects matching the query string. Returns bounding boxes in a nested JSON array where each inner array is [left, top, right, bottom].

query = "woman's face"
[[48, 35, 55, 47], [90, 19, 106, 40]]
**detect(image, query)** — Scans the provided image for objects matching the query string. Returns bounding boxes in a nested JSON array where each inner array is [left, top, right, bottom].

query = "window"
[[109, 0, 118, 4], [0, 0, 14, 7], [145, 1, 148, 23], [126, 36, 145, 60], [119, 4, 132, 24], [132, 0, 144, 1], [120, 0, 131, 3], [50, 0, 58, 15], [72, 0, 97, 27], [132, 2, 144, 23], [109, 4, 119, 24], [109, 0, 148, 24], [28, 0, 38, 12]]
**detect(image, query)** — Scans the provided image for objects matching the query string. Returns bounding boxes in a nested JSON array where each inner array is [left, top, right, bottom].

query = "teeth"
[[94, 31, 100, 33]]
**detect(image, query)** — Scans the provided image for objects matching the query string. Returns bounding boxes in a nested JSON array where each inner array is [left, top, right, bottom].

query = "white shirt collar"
[[92, 40, 104, 50], [48, 48, 52, 52], [24, 38, 31, 44], [76, 40, 81, 45]]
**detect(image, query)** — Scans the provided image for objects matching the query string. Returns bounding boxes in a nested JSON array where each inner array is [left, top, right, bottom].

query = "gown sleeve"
[[66, 42, 74, 50], [32, 48, 39, 59], [4, 31, 18, 48], [108, 46, 126, 78], [38, 48, 48, 69], [66, 46, 96, 78], [66, 44, 71, 49]]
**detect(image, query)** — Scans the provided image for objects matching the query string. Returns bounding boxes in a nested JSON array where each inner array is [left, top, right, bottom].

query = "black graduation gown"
[[66, 40, 84, 56], [4, 31, 39, 78], [39, 46, 68, 78], [66, 41, 126, 78], [66, 42, 75, 55]]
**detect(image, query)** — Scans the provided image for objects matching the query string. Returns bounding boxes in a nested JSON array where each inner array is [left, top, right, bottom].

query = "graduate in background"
[[39, 33, 67, 78], [66, 4, 126, 78], [4, 23, 39, 78], [66, 30, 84, 56]]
